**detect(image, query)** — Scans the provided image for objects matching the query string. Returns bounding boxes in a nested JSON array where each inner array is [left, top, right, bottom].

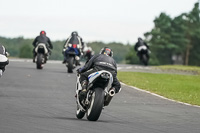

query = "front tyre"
[[142, 54, 148, 66], [86, 88, 104, 121]]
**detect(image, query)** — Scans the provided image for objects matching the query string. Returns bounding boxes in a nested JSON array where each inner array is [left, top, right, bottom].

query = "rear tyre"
[[86, 88, 104, 121], [36, 54, 43, 69], [67, 57, 74, 73]]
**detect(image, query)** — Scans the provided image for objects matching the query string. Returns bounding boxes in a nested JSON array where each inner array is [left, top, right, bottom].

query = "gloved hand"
[[76, 68, 81, 74]]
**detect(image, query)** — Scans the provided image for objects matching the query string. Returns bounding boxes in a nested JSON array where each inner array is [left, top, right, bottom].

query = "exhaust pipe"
[[109, 89, 115, 97], [104, 89, 115, 106]]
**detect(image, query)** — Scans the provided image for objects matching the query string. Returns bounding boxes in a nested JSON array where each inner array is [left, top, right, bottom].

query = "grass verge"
[[155, 65, 200, 75], [118, 71, 200, 106]]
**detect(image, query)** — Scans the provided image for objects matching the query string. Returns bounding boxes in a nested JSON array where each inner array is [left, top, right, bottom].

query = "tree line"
[[0, 36, 131, 63]]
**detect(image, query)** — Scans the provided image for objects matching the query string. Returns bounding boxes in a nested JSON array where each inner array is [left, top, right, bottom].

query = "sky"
[[0, 0, 198, 44]]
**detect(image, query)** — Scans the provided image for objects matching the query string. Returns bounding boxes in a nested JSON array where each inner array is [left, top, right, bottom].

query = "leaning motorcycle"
[[35, 43, 48, 69], [75, 70, 115, 121], [137, 45, 149, 66], [64, 44, 80, 73]]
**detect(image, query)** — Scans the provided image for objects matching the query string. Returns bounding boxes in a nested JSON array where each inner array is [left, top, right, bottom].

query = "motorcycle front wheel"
[[86, 88, 104, 121], [142, 54, 148, 66]]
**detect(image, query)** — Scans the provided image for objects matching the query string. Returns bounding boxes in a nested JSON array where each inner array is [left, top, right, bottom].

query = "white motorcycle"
[[137, 45, 150, 66], [35, 43, 49, 69], [75, 70, 115, 121], [0, 54, 9, 77]]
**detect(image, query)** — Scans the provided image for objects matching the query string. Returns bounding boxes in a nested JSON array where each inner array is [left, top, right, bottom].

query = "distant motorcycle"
[[64, 44, 81, 73], [35, 43, 49, 69], [83, 46, 94, 63], [75, 70, 115, 121], [137, 45, 149, 66], [0, 54, 9, 77]]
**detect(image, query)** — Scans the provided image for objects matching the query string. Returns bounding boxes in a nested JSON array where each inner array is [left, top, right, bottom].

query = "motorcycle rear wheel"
[[36, 54, 44, 69], [86, 88, 104, 121], [67, 57, 74, 73]]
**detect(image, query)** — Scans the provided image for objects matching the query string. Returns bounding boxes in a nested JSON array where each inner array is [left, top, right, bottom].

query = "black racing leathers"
[[134, 40, 149, 52], [63, 35, 83, 48], [134, 40, 150, 60], [32, 35, 53, 49], [79, 54, 121, 93]]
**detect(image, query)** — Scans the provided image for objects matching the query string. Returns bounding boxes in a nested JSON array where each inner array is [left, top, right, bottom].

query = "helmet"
[[71, 31, 78, 36], [99, 47, 113, 57], [40, 31, 46, 35], [138, 37, 142, 41]]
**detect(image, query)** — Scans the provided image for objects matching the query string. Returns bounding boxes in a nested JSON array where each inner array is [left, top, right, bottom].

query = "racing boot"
[[33, 56, 35, 63], [33, 50, 36, 63], [62, 59, 67, 64], [77, 60, 81, 66], [79, 80, 88, 100]]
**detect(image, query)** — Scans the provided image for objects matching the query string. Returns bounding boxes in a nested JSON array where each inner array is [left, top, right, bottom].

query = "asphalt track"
[[0, 60, 200, 133]]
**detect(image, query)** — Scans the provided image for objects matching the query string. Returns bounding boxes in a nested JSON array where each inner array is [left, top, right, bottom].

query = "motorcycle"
[[75, 70, 115, 121], [137, 45, 149, 66], [0, 54, 9, 77], [35, 43, 49, 69], [64, 44, 81, 73]]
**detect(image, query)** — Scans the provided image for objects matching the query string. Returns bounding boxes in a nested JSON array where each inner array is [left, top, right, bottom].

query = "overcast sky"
[[0, 0, 198, 44]]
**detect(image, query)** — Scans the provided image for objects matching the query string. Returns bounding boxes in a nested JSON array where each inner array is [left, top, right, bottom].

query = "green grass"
[[118, 71, 200, 106], [155, 65, 200, 75]]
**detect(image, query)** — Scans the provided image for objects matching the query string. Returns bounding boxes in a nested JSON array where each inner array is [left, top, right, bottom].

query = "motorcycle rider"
[[62, 31, 84, 64], [32, 31, 53, 62], [134, 37, 150, 60], [77, 47, 121, 98], [82, 43, 94, 63], [0, 44, 9, 77], [83, 46, 94, 63]]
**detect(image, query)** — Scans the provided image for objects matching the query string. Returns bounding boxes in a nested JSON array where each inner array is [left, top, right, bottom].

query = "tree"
[[171, 3, 200, 65], [185, 3, 200, 65], [19, 44, 32, 58], [143, 2, 200, 66], [144, 13, 174, 64]]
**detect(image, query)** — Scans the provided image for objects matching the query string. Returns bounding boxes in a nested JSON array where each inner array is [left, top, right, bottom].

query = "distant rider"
[[134, 37, 150, 60], [62, 31, 84, 64], [77, 47, 121, 98], [83, 45, 94, 63], [32, 31, 53, 62], [0, 44, 9, 77]]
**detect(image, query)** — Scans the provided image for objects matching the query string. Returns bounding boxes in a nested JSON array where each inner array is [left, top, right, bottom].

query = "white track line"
[[120, 82, 200, 108]]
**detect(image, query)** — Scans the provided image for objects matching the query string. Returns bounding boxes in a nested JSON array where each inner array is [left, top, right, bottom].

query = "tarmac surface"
[[0, 59, 200, 133]]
